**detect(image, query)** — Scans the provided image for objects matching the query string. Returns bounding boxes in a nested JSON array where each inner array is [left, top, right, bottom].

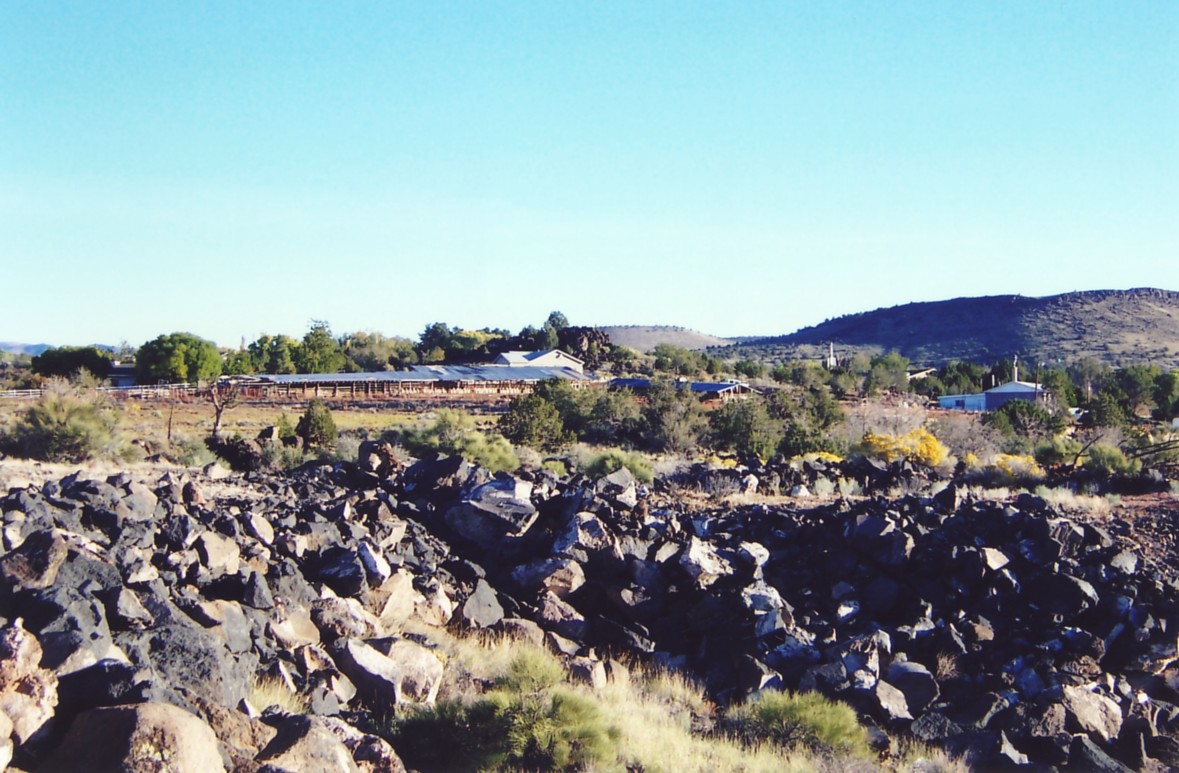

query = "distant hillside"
[[598, 325, 734, 353], [0, 342, 50, 356], [725, 288, 1179, 368]]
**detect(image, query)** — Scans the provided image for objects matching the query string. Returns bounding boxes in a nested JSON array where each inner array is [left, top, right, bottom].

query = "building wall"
[[984, 390, 1041, 411], [938, 394, 987, 411]]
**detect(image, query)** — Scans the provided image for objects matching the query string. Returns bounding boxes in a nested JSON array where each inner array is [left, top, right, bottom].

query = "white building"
[[493, 350, 585, 374]]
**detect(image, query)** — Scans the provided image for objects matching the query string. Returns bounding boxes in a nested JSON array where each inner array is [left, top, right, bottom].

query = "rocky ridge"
[[728, 287, 1179, 368], [0, 446, 1177, 771]]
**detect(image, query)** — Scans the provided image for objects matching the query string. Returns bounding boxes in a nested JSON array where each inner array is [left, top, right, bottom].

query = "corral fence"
[[0, 383, 201, 401]]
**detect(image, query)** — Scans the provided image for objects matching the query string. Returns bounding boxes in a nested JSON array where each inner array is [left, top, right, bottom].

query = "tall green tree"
[[863, 352, 910, 395], [418, 322, 455, 363], [1114, 364, 1160, 418], [767, 385, 844, 457], [245, 334, 298, 374], [222, 348, 256, 376], [294, 321, 346, 374], [31, 346, 113, 380], [545, 311, 570, 331], [136, 333, 222, 384], [641, 380, 708, 454], [340, 331, 418, 371], [709, 398, 782, 460], [265, 335, 299, 374], [1083, 390, 1129, 429], [1152, 371, 1179, 421]]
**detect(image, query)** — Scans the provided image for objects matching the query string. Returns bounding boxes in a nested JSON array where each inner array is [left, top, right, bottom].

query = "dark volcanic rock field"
[[1, 444, 1178, 771]]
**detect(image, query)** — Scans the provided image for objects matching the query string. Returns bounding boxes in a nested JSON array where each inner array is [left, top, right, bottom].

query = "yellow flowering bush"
[[791, 451, 844, 464], [992, 454, 1045, 480], [859, 428, 948, 468], [705, 455, 740, 469]]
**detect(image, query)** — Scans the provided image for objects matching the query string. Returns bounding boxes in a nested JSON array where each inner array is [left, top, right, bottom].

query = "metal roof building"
[[241, 364, 590, 386], [493, 350, 585, 373], [937, 380, 1045, 412], [608, 377, 761, 401]]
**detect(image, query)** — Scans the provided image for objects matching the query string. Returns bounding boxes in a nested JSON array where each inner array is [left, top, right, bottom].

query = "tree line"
[[13, 322, 1179, 430], [496, 378, 845, 460]]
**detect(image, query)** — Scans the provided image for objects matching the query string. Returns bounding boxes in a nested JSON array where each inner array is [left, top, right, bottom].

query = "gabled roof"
[[497, 350, 585, 366], [985, 380, 1043, 394]]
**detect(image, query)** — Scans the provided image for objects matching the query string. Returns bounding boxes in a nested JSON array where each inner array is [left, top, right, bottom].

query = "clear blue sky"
[[3, 2, 1176, 348]]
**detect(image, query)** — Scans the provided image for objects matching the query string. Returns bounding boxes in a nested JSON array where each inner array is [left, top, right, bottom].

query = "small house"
[[609, 378, 761, 404], [938, 380, 1046, 412], [108, 363, 138, 388]]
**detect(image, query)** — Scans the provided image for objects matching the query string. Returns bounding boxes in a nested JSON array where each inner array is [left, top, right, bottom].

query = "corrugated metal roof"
[[249, 365, 589, 385], [689, 381, 745, 394], [609, 378, 651, 390], [608, 378, 758, 394]]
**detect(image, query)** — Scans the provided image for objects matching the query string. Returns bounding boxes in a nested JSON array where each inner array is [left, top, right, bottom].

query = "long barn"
[[226, 364, 591, 401]]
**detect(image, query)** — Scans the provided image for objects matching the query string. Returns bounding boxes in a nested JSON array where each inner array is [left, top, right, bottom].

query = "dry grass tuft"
[[892, 741, 971, 773], [1033, 486, 1117, 516], [933, 652, 959, 681], [248, 675, 307, 714]]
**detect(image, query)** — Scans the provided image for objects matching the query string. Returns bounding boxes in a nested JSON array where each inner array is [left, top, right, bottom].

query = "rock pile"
[[0, 445, 1176, 770]]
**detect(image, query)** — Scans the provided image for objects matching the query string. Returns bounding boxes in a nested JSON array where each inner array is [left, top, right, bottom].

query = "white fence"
[[0, 383, 200, 400]]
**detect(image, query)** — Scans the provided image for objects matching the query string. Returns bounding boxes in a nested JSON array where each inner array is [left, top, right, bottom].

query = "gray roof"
[[608, 377, 759, 395], [238, 365, 590, 385]]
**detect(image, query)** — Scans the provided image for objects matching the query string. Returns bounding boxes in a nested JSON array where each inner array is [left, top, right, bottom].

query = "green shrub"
[[259, 440, 309, 471], [495, 647, 565, 693], [498, 394, 571, 451], [1033, 435, 1083, 468], [275, 412, 297, 441], [296, 399, 337, 449], [586, 449, 654, 483], [542, 459, 569, 477], [401, 409, 520, 472], [722, 690, 869, 758], [455, 432, 519, 473], [390, 648, 617, 771], [3, 379, 124, 462], [709, 398, 783, 461], [170, 434, 218, 467], [1083, 444, 1141, 475]]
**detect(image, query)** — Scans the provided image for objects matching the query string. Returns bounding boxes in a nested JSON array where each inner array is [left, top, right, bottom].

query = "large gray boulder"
[[460, 578, 504, 629], [1063, 684, 1123, 743], [512, 558, 586, 598], [443, 477, 538, 544], [886, 660, 940, 715], [679, 536, 733, 589], [331, 638, 443, 709]]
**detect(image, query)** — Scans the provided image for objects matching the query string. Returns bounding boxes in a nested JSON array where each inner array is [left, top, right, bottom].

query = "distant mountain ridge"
[[598, 325, 734, 353], [728, 288, 1179, 368], [0, 342, 51, 356]]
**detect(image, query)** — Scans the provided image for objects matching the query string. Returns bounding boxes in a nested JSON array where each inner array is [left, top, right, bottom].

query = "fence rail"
[[0, 389, 43, 400], [0, 383, 200, 400]]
